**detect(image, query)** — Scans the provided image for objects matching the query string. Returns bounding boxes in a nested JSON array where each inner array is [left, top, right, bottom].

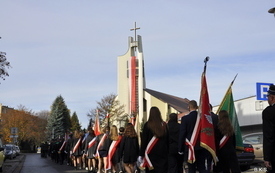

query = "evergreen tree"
[[47, 95, 71, 139], [71, 111, 81, 132]]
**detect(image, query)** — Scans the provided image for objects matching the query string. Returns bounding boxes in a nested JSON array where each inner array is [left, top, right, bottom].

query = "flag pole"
[[216, 73, 238, 113], [203, 56, 210, 73]]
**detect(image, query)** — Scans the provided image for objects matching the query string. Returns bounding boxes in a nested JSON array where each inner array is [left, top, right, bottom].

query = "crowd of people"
[[40, 103, 243, 173], [37, 84, 275, 173]]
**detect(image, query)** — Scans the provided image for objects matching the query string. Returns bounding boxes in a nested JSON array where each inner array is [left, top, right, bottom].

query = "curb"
[[3, 154, 25, 173], [12, 154, 26, 173]]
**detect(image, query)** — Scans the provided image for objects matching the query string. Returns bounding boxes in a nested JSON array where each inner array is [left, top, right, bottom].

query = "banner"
[[216, 79, 243, 150], [94, 109, 101, 136], [199, 68, 217, 164]]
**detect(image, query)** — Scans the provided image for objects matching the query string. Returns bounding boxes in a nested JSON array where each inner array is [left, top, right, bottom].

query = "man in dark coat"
[[168, 113, 184, 173], [178, 100, 210, 173], [262, 84, 275, 172]]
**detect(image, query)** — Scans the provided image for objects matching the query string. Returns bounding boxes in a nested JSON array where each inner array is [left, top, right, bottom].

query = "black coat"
[[178, 110, 201, 155], [119, 136, 139, 163], [215, 131, 240, 173], [262, 104, 275, 162], [168, 121, 180, 155], [140, 122, 169, 173]]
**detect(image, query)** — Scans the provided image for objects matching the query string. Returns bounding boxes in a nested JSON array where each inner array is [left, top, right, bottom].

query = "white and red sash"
[[185, 112, 200, 163], [72, 138, 81, 153], [88, 137, 97, 149], [139, 136, 159, 170], [59, 141, 66, 151], [219, 135, 229, 149], [95, 134, 107, 158], [106, 136, 122, 170]]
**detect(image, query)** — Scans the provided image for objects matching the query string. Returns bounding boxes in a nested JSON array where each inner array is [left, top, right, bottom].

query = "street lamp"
[[268, 7, 275, 17]]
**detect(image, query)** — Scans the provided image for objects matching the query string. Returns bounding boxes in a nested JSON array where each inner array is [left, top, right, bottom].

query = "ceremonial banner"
[[216, 77, 243, 150], [94, 110, 101, 136], [198, 67, 217, 164]]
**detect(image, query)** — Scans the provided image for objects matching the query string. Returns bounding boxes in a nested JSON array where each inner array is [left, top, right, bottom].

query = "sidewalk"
[[2, 154, 25, 173]]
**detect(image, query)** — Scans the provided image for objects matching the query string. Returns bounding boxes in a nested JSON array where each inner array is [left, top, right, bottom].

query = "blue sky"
[[1, 1, 274, 128]]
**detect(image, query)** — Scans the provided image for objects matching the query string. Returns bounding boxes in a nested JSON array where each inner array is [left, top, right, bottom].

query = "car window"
[[6, 146, 12, 150], [243, 135, 261, 144]]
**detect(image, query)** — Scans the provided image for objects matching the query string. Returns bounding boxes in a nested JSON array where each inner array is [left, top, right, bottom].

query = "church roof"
[[144, 88, 189, 113]]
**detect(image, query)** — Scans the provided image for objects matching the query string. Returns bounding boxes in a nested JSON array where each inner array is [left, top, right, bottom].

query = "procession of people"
[[39, 104, 239, 173], [39, 83, 275, 173]]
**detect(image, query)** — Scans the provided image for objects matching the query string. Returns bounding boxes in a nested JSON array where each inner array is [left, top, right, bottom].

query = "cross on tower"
[[130, 22, 140, 42]]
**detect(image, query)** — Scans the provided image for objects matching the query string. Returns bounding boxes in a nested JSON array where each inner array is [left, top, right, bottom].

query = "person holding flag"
[[179, 57, 217, 173], [214, 110, 240, 173], [178, 100, 209, 173]]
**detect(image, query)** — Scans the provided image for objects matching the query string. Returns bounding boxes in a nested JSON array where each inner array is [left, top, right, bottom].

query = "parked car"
[[236, 143, 255, 171], [0, 139, 5, 172], [242, 132, 263, 162], [4, 144, 16, 160], [15, 146, 20, 156]]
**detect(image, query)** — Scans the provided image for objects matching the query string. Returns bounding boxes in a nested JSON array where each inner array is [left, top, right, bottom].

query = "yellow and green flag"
[[216, 75, 243, 150]]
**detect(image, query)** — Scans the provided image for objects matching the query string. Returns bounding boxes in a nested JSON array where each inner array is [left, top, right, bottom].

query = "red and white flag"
[[94, 109, 101, 136], [198, 59, 217, 164]]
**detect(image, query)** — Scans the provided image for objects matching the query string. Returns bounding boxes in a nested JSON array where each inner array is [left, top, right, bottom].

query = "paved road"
[[3, 153, 91, 173], [21, 153, 90, 173], [2, 152, 267, 173]]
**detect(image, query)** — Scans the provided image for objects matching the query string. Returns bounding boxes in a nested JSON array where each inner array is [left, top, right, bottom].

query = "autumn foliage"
[[0, 108, 47, 147]]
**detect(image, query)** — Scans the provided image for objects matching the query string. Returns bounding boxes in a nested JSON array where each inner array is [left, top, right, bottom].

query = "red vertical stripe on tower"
[[130, 56, 137, 115]]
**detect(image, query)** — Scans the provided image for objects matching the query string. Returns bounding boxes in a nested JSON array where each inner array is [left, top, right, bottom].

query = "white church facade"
[[116, 29, 264, 136], [117, 34, 189, 126]]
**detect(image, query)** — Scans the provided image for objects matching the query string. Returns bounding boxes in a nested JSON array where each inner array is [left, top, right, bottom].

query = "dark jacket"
[[178, 110, 201, 154], [262, 104, 275, 162], [140, 122, 169, 173]]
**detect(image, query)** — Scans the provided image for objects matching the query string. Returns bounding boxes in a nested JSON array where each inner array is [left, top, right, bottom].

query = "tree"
[[46, 95, 71, 140], [70, 111, 81, 132], [0, 106, 47, 150], [0, 50, 11, 82], [87, 93, 126, 128]]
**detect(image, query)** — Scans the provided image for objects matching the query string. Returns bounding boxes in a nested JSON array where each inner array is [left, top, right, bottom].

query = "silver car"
[[4, 144, 17, 160], [242, 132, 263, 162]]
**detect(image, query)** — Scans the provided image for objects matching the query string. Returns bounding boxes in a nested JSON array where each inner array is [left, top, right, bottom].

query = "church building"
[[117, 27, 189, 126]]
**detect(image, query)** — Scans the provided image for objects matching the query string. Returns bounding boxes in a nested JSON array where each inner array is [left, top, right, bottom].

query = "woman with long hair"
[[139, 106, 169, 173], [107, 125, 122, 173], [72, 130, 84, 170], [119, 123, 139, 173], [214, 110, 240, 173]]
